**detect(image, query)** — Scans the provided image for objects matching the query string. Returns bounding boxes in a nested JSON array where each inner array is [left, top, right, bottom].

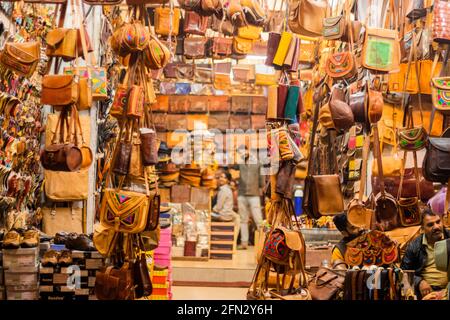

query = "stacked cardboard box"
[[2, 248, 39, 300], [39, 250, 104, 301]]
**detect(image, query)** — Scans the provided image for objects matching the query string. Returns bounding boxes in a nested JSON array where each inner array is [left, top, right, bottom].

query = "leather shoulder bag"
[[0, 41, 40, 78]]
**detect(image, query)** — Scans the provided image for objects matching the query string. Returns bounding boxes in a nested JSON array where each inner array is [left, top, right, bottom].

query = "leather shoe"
[[21, 229, 39, 248], [54, 232, 68, 245], [42, 250, 59, 267], [3, 230, 21, 249], [58, 250, 73, 266], [65, 233, 96, 251]]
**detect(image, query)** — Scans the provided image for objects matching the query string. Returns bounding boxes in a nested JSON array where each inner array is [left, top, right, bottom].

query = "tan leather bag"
[[154, 7, 181, 36], [46, 28, 78, 61], [288, 0, 327, 37], [41, 75, 79, 106], [0, 41, 40, 77], [42, 205, 83, 236], [44, 113, 90, 201]]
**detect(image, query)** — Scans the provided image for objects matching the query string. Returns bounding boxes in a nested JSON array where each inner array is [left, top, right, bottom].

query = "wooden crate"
[[209, 222, 236, 260], [2, 248, 39, 269]]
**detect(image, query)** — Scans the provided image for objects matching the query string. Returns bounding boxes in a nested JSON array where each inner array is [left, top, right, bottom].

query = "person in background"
[[211, 170, 240, 245], [331, 214, 365, 264], [401, 208, 450, 299], [235, 144, 264, 250]]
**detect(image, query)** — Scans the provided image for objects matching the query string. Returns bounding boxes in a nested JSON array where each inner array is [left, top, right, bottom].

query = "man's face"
[[217, 173, 228, 186], [238, 147, 249, 160], [422, 214, 444, 243]]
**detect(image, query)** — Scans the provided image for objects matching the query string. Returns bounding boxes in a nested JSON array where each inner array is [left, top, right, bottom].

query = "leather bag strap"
[[372, 123, 386, 197]]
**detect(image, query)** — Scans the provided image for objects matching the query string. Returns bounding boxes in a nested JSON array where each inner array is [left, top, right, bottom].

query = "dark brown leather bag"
[[212, 37, 233, 59], [184, 11, 209, 35], [231, 96, 252, 113], [372, 124, 400, 231], [371, 168, 435, 201], [134, 251, 152, 298], [140, 130, 159, 166], [275, 161, 297, 198], [184, 37, 207, 59], [163, 63, 178, 79], [309, 267, 345, 300], [329, 84, 354, 131], [113, 141, 132, 175], [265, 32, 281, 66], [423, 133, 450, 183], [349, 89, 366, 123], [208, 113, 230, 130], [95, 262, 135, 300], [41, 108, 82, 172]]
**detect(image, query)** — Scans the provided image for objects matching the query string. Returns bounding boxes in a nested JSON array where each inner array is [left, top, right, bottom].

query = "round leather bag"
[[375, 192, 400, 231], [65, 144, 83, 172]]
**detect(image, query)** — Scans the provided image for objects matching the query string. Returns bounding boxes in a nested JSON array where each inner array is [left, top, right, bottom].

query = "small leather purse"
[[127, 85, 144, 118], [140, 128, 159, 166], [41, 75, 79, 106], [0, 41, 40, 77]]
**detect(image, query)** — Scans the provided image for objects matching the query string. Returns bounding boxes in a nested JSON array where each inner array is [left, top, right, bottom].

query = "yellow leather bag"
[[255, 73, 277, 86], [273, 32, 293, 66], [237, 25, 263, 40], [46, 28, 78, 61], [233, 36, 253, 54], [371, 138, 403, 178], [388, 62, 419, 93]]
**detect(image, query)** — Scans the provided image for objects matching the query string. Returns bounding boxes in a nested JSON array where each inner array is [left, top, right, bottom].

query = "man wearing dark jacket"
[[401, 208, 450, 299]]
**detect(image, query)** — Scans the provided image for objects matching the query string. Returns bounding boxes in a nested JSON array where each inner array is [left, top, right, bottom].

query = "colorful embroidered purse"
[[64, 67, 107, 101], [398, 127, 427, 151], [325, 52, 356, 79], [263, 226, 305, 267], [431, 77, 450, 112], [344, 230, 398, 267]]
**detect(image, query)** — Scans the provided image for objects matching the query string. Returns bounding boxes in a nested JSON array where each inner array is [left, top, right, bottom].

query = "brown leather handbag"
[[328, 84, 354, 131], [0, 41, 40, 77], [325, 51, 357, 80], [184, 37, 208, 59], [134, 250, 152, 298], [349, 88, 367, 124], [41, 108, 82, 172], [323, 15, 346, 40], [288, 0, 327, 37], [154, 7, 181, 36], [184, 11, 209, 35], [95, 262, 135, 300], [46, 28, 78, 61], [41, 75, 79, 106], [302, 84, 344, 219], [347, 136, 373, 229], [212, 37, 233, 59], [367, 83, 384, 124], [308, 267, 345, 300], [372, 124, 400, 232], [113, 122, 133, 176], [231, 96, 253, 113]]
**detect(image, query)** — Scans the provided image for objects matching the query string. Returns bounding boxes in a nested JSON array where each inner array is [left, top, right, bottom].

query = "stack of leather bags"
[[201, 167, 217, 189], [158, 162, 179, 188], [179, 163, 202, 187]]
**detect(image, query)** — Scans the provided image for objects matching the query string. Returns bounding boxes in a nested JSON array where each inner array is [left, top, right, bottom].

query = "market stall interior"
[[0, 0, 449, 301]]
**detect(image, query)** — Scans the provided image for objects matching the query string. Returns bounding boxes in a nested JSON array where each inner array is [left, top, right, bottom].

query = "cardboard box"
[[2, 248, 39, 269]]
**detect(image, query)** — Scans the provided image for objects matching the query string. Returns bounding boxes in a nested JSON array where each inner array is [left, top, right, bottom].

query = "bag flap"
[[399, 127, 426, 142], [46, 28, 68, 47], [277, 226, 302, 251], [429, 137, 450, 152], [43, 75, 75, 89], [431, 77, 450, 90], [323, 15, 343, 28], [366, 27, 398, 40], [5, 42, 40, 63], [104, 189, 148, 218], [328, 52, 352, 66]]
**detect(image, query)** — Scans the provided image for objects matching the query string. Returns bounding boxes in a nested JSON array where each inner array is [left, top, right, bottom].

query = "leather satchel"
[[423, 133, 450, 183], [231, 96, 252, 113], [95, 263, 135, 300], [325, 51, 356, 79], [143, 34, 170, 70], [308, 267, 345, 300], [362, 27, 400, 73], [154, 7, 181, 36], [212, 37, 233, 59], [184, 37, 207, 59], [288, 0, 327, 37], [140, 129, 159, 166], [41, 75, 79, 106], [42, 206, 83, 236], [46, 28, 78, 61], [184, 11, 209, 35], [0, 41, 40, 77], [371, 168, 435, 202], [432, 0, 450, 43], [328, 84, 354, 131], [323, 15, 346, 40]]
